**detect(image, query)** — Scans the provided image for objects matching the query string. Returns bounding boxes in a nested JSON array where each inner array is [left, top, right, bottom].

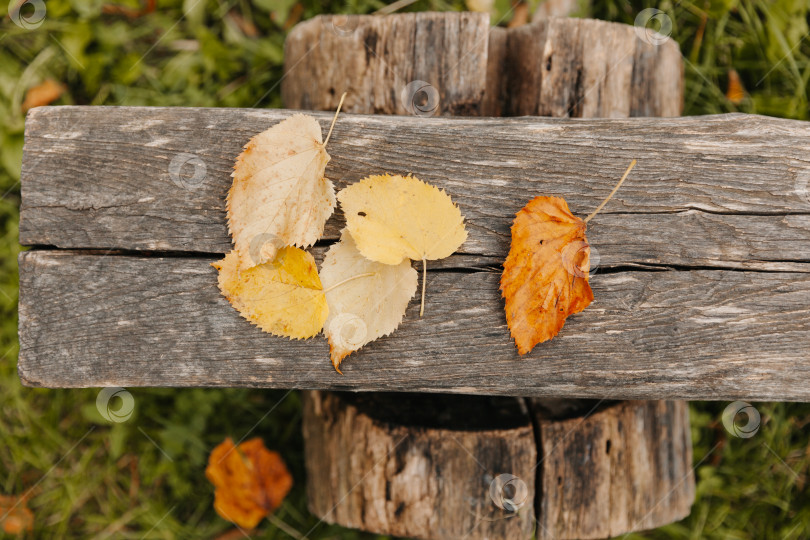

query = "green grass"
[[1, 0, 809, 538]]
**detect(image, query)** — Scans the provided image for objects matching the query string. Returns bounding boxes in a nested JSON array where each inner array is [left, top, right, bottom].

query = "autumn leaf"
[[726, 69, 745, 105], [321, 229, 418, 371], [0, 494, 34, 535], [22, 80, 65, 112], [213, 246, 328, 339], [206, 437, 292, 530], [501, 160, 636, 354], [501, 196, 594, 354], [227, 96, 345, 269], [337, 173, 467, 315]]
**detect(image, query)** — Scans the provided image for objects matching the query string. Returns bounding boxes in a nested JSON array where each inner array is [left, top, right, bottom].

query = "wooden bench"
[[18, 12, 810, 540]]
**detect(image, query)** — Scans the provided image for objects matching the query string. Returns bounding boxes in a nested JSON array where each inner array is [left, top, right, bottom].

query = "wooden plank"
[[19, 107, 810, 272], [18, 251, 810, 400]]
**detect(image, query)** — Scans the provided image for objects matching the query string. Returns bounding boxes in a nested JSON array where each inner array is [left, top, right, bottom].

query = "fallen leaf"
[[726, 69, 745, 105], [206, 437, 292, 530], [502, 160, 636, 354], [213, 246, 328, 339], [228, 97, 345, 269], [282, 3, 304, 30], [501, 196, 594, 354], [0, 494, 34, 535], [337, 173, 467, 315], [22, 80, 64, 112], [321, 230, 418, 371]]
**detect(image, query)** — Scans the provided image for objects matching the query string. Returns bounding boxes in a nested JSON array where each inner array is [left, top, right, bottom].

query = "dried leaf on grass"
[[0, 494, 34, 535], [205, 437, 292, 530]]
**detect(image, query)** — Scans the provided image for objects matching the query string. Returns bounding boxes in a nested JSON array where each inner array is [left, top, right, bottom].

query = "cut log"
[[533, 399, 694, 539], [281, 13, 490, 116], [302, 391, 537, 539], [496, 17, 681, 117]]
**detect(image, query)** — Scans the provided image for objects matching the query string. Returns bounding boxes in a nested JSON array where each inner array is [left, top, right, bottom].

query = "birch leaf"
[[213, 246, 328, 339], [321, 230, 418, 371], [501, 160, 636, 354], [228, 107, 343, 269], [500, 196, 594, 354], [338, 173, 467, 264], [337, 173, 467, 315]]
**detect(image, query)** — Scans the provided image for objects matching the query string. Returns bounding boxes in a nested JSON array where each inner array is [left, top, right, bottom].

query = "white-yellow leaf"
[[321, 230, 418, 371], [227, 114, 335, 268]]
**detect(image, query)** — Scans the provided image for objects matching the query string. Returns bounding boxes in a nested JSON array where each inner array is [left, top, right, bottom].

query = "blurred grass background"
[[1, 0, 809, 538]]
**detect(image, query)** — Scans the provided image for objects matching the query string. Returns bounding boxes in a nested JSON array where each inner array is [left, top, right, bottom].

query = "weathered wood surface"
[[19, 107, 810, 274], [502, 18, 682, 117], [534, 400, 694, 539], [18, 250, 810, 400], [283, 15, 680, 119], [301, 392, 694, 540], [302, 391, 536, 539], [282, 13, 490, 116]]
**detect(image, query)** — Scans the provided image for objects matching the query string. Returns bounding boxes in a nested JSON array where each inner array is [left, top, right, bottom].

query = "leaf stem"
[[323, 272, 376, 294], [583, 159, 637, 223], [323, 92, 347, 148], [420, 258, 426, 317]]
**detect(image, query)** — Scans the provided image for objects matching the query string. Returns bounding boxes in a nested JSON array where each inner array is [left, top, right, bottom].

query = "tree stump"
[[532, 399, 694, 539], [302, 391, 537, 539], [283, 12, 693, 539]]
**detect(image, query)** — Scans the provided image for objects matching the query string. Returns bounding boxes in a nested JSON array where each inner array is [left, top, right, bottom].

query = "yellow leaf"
[[321, 230, 418, 371], [338, 174, 468, 265], [213, 246, 328, 339], [227, 114, 335, 269], [338, 173, 467, 315]]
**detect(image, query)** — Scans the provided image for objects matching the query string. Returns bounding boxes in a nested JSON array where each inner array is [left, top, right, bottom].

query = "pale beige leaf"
[[321, 230, 418, 371], [337, 174, 468, 265], [227, 114, 335, 268]]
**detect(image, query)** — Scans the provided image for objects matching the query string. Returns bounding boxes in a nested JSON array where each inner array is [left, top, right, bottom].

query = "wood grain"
[[18, 250, 810, 400], [534, 400, 694, 539], [302, 391, 536, 539], [281, 13, 490, 116], [19, 107, 810, 272]]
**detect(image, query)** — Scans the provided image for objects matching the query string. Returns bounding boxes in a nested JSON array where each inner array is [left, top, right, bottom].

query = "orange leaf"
[[726, 69, 745, 105], [205, 438, 293, 530], [501, 196, 594, 354], [21, 80, 65, 112], [0, 494, 34, 535]]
